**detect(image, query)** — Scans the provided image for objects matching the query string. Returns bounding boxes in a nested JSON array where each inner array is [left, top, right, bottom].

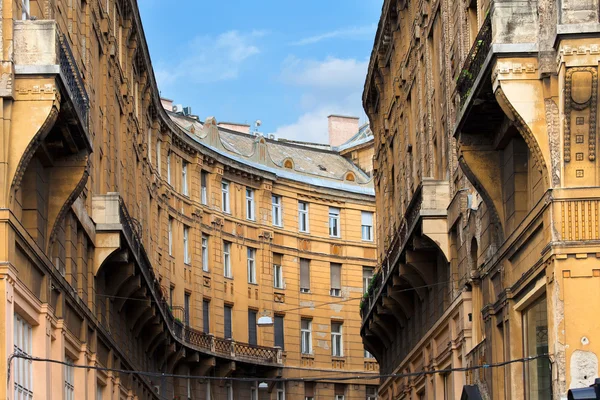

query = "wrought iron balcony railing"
[[456, 13, 492, 106], [57, 32, 89, 129], [114, 196, 283, 365]]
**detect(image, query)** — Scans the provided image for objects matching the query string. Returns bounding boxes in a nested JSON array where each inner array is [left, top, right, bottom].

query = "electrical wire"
[[7, 352, 551, 383]]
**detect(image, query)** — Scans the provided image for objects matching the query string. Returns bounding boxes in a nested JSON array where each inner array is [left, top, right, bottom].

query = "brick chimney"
[[328, 115, 359, 147]]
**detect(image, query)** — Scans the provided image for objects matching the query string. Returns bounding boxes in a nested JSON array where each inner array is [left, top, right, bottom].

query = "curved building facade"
[[0, 0, 378, 399]]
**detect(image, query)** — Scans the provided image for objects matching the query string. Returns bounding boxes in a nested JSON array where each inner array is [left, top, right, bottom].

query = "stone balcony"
[[13, 20, 91, 150]]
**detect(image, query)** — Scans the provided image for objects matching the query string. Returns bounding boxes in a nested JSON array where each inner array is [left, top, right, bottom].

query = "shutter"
[[224, 306, 232, 339], [274, 316, 284, 349], [273, 253, 282, 265], [305, 382, 315, 397], [201, 171, 206, 187], [300, 259, 310, 289], [330, 263, 341, 289], [248, 310, 257, 345], [203, 300, 210, 333], [335, 383, 345, 395], [362, 211, 373, 225]]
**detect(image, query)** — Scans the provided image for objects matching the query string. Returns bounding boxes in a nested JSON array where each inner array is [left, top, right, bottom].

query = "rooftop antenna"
[[251, 120, 262, 136]]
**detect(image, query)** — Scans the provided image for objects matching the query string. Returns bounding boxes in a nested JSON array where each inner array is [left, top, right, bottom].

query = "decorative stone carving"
[[564, 67, 598, 162]]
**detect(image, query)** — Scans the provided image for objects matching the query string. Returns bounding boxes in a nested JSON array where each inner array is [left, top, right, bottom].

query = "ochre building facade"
[[0, 0, 380, 399], [362, 0, 600, 399]]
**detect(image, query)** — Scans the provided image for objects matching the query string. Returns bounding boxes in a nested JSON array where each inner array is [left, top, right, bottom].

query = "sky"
[[138, 0, 383, 144]]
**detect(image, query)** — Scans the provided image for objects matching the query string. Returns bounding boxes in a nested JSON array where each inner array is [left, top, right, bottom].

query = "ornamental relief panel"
[[564, 67, 598, 186]]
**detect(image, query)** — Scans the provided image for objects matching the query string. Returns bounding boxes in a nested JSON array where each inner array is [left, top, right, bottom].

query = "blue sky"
[[138, 0, 383, 143]]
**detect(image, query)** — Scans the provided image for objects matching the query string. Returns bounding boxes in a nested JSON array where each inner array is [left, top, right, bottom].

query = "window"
[[187, 372, 192, 399], [331, 322, 343, 357], [21, 0, 30, 20], [65, 357, 75, 400], [246, 188, 255, 220], [206, 381, 211, 400], [147, 128, 152, 163], [443, 373, 451, 400], [298, 201, 309, 232], [222, 180, 230, 213], [330, 263, 342, 297], [272, 195, 282, 226], [14, 315, 33, 400], [366, 386, 378, 400], [156, 140, 161, 174], [183, 226, 190, 264], [274, 315, 284, 349], [169, 286, 174, 308], [224, 305, 232, 339], [96, 383, 105, 400], [168, 217, 173, 256], [184, 293, 190, 326], [361, 211, 374, 241], [276, 382, 285, 400], [247, 247, 257, 284], [523, 295, 550, 400], [248, 310, 257, 345], [334, 383, 346, 400], [251, 385, 258, 400], [301, 319, 312, 354], [329, 207, 341, 237], [300, 258, 310, 293], [201, 170, 208, 205], [364, 349, 375, 359], [182, 161, 188, 195], [304, 382, 315, 400], [167, 152, 171, 184], [203, 299, 210, 333], [273, 253, 283, 289], [202, 234, 209, 272], [223, 241, 232, 278], [363, 267, 373, 293], [226, 382, 233, 400]]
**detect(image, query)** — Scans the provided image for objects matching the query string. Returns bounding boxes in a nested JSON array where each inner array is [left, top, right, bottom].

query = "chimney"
[[328, 115, 360, 147], [160, 97, 173, 111]]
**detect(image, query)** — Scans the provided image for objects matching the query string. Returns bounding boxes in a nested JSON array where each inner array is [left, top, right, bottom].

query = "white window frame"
[[335, 395, 345, 400], [366, 386, 378, 400], [223, 241, 232, 278], [273, 263, 283, 289], [226, 382, 233, 400], [247, 247, 257, 284], [361, 211, 374, 241], [363, 267, 373, 294], [182, 162, 189, 196], [167, 152, 171, 184], [331, 323, 343, 357], [329, 207, 341, 238], [201, 171, 208, 205], [21, 0, 30, 20], [222, 180, 230, 213], [301, 319, 312, 355], [251, 384, 258, 400], [186, 372, 192, 399], [65, 357, 75, 400], [168, 217, 173, 256], [14, 314, 33, 400], [364, 349, 375, 359], [183, 226, 190, 264], [298, 201, 309, 233], [96, 383, 104, 400], [272, 195, 282, 227], [246, 188, 255, 220], [202, 234, 209, 272], [276, 382, 285, 400]]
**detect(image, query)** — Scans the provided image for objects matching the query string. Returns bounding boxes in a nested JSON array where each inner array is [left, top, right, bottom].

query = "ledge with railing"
[[95, 194, 283, 366], [57, 32, 89, 131], [456, 13, 492, 105]]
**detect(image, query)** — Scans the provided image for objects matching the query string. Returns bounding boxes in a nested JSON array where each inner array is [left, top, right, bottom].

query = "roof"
[[335, 123, 373, 152], [167, 112, 375, 195]]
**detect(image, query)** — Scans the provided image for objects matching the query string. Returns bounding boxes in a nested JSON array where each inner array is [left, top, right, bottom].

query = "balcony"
[[93, 194, 283, 367], [13, 20, 91, 150]]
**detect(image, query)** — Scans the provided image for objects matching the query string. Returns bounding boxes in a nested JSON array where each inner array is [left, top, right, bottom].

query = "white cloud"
[[274, 56, 368, 143], [154, 30, 264, 90], [290, 25, 376, 46], [281, 56, 368, 88]]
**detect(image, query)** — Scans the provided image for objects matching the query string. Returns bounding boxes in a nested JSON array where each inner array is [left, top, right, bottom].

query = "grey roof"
[[168, 112, 374, 195]]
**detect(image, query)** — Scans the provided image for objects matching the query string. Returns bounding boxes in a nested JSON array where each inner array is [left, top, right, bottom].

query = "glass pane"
[[524, 296, 550, 400]]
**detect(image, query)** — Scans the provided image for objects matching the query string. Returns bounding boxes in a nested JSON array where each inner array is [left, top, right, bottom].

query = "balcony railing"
[[57, 32, 89, 129], [109, 195, 283, 365], [456, 13, 492, 105]]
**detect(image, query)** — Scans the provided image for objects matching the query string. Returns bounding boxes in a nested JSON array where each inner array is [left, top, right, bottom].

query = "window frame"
[[168, 217, 173, 256], [183, 226, 190, 265], [14, 314, 33, 400], [272, 195, 282, 227], [21, 0, 30, 20], [247, 247, 257, 284], [300, 319, 312, 355], [222, 180, 231, 213], [223, 241, 232, 278], [331, 322, 343, 357], [361, 211, 374, 241], [300, 258, 310, 293], [298, 201, 309, 233], [65, 357, 75, 400], [329, 207, 341, 238], [273, 263, 283, 289], [182, 161, 189, 196], [156, 140, 161, 174], [167, 152, 171, 184], [201, 170, 208, 205], [202, 234, 209, 272], [246, 188, 255, 221]]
